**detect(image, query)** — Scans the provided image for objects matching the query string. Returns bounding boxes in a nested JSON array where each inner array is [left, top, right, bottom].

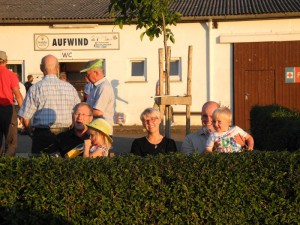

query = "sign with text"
[[34, 33, 119, 51], [285, 67, 300, 83]]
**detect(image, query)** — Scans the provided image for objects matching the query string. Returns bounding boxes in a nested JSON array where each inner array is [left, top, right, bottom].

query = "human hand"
[[234, 134, 245, 147]]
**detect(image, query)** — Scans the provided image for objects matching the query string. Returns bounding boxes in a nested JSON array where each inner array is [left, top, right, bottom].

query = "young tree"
[[109, 0, 181, 135]]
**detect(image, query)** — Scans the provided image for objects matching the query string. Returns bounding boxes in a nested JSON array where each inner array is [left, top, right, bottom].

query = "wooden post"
[[165, 46, 171, 138], [158, 48, 165, 134], [186, 46, 193, 135]]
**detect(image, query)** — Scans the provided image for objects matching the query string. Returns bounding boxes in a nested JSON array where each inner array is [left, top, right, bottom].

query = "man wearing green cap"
[[81, 59, 115, 128]]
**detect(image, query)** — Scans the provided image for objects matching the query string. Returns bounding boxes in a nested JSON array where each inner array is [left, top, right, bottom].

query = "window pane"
[[132, 61, 144, 76], [170, 60, 179, 76], [7, 64, 22, 81]]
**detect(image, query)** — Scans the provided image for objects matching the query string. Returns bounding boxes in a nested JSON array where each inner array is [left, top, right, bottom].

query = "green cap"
[[86, 118, 113, 143], [80, 59, 103, 73]]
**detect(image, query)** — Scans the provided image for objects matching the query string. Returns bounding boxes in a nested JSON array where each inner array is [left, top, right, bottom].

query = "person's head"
[[212, 107, 232, 133], [80, 59, 104, 84], [40, 54, 59, 76], [140, 108, 162, 133], [59, 72, 68, 82], [27, 75, 34, 83], [86, 118, 113, 148], [0, 51, 7, 66], [73, 102, 93, 131], [201, 101, 220, 132]]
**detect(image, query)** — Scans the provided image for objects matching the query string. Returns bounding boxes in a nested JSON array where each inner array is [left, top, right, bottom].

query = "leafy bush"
[[250, 105, 300, 151], [0, 152, 300, 224]]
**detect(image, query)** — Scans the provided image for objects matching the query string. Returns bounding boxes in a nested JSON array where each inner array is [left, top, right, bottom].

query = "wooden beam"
[[156, 96, 192, 106]]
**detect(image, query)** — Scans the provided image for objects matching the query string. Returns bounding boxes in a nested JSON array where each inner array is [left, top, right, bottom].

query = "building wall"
[[1, 18, 300, 125]]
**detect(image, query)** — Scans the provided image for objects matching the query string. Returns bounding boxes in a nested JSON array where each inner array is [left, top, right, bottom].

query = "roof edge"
[[180, 12, 300, 22], [0, 12, 300, 25]]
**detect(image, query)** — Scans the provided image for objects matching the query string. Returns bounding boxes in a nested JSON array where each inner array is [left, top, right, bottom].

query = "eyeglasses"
[[143, 117, 158, 123], [74, 113, 92, 118]]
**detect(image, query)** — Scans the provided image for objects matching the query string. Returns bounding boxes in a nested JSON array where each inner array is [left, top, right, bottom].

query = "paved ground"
[[15, 125, 201, 157]]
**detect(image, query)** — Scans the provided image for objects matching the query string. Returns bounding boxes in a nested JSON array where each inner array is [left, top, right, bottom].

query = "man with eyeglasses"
[[80, 59, 115, 130], [18, 54, 80, 155], [42, 102, 93, 157]]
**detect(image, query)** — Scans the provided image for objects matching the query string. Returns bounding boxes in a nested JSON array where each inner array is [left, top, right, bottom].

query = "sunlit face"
[[201, 104, 218, 132], [73, 105, 93, 131], [89, 129, 105, 146], [212, 114, 231, 133], [142, 113, 161, 133], [85, 70, 96, 83]]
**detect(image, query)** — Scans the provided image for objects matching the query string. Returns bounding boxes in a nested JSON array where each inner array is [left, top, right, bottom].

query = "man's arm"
[[12, 87, 23, 108], [180, 136, 195, 155], [93, 108, 104, 117], [19, 117, 32, 135]]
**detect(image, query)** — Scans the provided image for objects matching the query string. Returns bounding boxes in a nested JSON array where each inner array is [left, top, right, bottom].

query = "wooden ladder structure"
[[156, 45, 193, 137]]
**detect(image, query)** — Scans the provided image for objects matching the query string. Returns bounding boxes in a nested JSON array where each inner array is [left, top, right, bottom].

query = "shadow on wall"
[[111, 79, 128, 125]]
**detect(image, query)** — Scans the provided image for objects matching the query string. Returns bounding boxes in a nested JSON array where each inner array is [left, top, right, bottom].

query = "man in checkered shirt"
[[18, 54, 80, 155]]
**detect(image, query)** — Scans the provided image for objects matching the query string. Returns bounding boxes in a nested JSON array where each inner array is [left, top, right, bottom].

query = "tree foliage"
[[109, 0, 181, 43]]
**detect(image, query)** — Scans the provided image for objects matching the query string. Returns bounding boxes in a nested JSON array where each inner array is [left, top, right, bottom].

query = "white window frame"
[[169, 58, 181, 81], [128, 58, 147, 82], [7, 60, 25, 82]]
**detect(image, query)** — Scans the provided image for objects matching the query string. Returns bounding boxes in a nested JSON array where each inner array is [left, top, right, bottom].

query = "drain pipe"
[[207, 19, 215, 101]]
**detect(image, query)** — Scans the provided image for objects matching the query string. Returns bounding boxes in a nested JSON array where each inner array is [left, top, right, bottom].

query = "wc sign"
[[61, 50, 73, 59], [285, 67, 300, 83]]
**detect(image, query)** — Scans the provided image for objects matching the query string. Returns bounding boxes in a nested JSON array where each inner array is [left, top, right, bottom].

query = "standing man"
[[80, 59, 115, 127], [18, 54, 80, 154], [0, 50, 23, 156], [24, 74, 34, 92]]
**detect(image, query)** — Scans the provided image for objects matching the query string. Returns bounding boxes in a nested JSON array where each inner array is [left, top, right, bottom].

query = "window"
[[170, 58, 181, 81], [129, 59, 147, 81], [7, 61, 24, 82]]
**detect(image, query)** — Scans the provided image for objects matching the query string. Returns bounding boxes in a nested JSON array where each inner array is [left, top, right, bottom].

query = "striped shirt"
[[18, 74, 80, 128]]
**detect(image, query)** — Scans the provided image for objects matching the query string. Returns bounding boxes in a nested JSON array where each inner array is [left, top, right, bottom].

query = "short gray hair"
[[73, 102, 93, 116], [140, 107, 161, 121]]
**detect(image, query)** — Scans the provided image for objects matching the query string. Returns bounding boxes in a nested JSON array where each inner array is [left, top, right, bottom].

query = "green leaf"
[[140, 32, 146, 41]]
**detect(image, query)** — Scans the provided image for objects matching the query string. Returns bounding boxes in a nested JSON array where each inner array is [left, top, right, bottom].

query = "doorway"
[[234, 41, 300, 130]]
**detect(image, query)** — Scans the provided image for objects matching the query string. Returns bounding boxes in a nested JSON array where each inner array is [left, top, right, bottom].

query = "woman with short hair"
[[130, 107, 177, 156]]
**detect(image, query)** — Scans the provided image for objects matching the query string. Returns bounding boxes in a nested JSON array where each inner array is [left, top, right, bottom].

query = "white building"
[[1, 0, 300, 128]]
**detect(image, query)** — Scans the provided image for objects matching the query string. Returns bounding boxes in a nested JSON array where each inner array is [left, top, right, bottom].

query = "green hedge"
[[250, 105, 300, 151], [0, 152, 300, 224]]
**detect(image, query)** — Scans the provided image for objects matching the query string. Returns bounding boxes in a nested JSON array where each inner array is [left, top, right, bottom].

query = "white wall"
[[1, 18, 300, 125]]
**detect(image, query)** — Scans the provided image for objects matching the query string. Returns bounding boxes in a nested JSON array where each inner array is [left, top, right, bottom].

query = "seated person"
[[131, 107, 177, 156], [205, 107, 254, 153], [42, 102, 93, 157], [85, 118, 113, 158]]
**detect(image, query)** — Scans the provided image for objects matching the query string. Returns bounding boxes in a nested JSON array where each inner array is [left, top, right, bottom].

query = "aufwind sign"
[[34, 33, 119, 51]]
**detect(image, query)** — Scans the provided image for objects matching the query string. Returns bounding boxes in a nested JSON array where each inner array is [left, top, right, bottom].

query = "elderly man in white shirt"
[[81, 59, 115, 128]]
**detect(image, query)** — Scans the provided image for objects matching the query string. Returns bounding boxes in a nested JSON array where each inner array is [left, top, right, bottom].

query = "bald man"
[[18, 54, 80, 155], [181, 101, 220, 154], [181, 101, 245, 154]]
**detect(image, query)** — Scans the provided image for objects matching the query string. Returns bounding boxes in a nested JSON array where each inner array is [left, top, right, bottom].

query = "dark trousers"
[[0, 105, 17, 156], [31, 128, 69, 155]]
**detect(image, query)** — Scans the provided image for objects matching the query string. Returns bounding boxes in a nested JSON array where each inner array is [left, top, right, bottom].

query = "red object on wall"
[[295, 67, 300, 83]]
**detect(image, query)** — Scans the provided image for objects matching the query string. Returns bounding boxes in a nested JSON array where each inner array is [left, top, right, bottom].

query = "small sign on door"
[[285, 67, 300, 83]]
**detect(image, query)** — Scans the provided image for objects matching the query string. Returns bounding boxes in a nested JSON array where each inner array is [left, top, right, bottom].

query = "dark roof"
[[0, 0, 300, 24]]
